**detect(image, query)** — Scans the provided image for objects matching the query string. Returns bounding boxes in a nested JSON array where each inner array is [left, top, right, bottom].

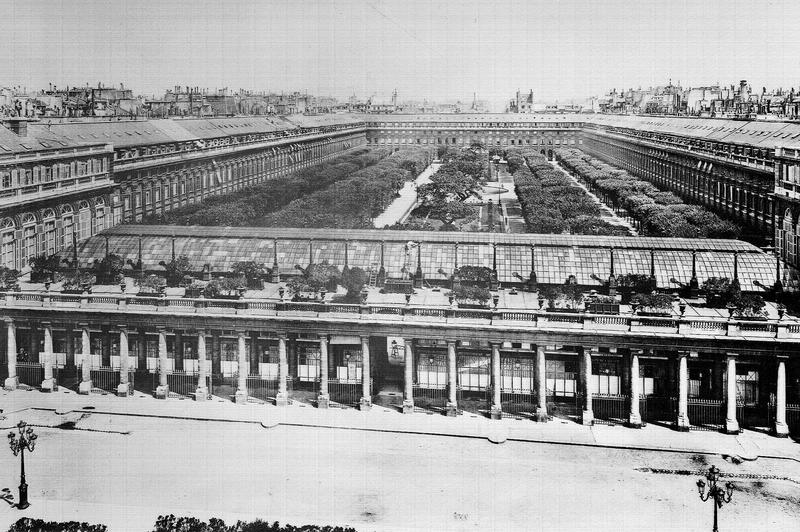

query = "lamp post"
[[696, 465, 734, 532], [8, 421, 37, 510]]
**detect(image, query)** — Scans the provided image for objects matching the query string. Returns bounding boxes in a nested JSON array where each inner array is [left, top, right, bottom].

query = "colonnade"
[[1, 317, 793, 438]]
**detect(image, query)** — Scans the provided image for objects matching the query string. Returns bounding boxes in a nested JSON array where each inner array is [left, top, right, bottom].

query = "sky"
[[3, 0, 800, 108]]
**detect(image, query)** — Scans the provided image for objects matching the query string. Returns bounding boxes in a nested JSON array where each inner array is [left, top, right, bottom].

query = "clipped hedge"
[[8, 518, 107, 532], [151, 515, 357, 532], [507, 147, 630, 236], [556, 148, 741, 239]]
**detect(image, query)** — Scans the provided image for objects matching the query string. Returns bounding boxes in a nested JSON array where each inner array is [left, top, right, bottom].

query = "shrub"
[[451, 284, 491, 305], [9, 518, 107, 532], [136, 273, 166, 294]]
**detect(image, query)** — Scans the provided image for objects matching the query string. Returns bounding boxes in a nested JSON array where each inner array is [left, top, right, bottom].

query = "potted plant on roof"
[[203, 275, 246, 300], [585, 293, 619, 315], [540, 284, 584, 312], [616, 273, 653, 304], [232, 261, 271, 290], [183, 279, 205, 299], [28, 253, 62, 283], [701, 277, 733, 308], [731, 293, 767, 320], [91, 253, 125, 285], [289, 261, 341, 301], [455, 265, 493, 288], [62, 271, 95, 294], [631, 293, 673, 317], [450, 284, 491, 309], [0, 266, 20, 292], [159, 255, 191, 288], [135, 273, 166, 297]]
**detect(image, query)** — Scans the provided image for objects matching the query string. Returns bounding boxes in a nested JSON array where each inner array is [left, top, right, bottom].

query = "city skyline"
[[4, 0, 800, 107]]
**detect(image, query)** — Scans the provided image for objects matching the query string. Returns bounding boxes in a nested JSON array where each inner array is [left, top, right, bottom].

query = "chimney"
[[2, 117, 30, 137]]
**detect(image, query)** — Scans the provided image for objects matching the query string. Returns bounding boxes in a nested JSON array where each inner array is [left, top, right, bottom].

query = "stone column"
[[78, 326, 92, 394], [627, 350, 642, 428], [775, 356, 789, 437], [4, 319, 17, 390], [359, 336, 372, 411], [234, 331, 248, 404], [535, 345, 548, 422], [41, 323, 56, 392], [275, 335, 289, 406], [581, 346, 593, 425], [402, 339, 414, 414], [725, 354, 740, 434], [155, 328, 169, 399], [195, 330, 208, 401], [675, 352, 691, 431], [446, 340, 458, 416], [317, 335, 329, 408], [490, 342, 502, 420], [116, 326, 130, 397]]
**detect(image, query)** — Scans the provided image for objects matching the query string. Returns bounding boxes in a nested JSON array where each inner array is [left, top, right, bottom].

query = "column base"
[[41, 378, 57, 392], [116, 383, 130, 397], [358, 397, 372, 411], [194, 387, 209, 401], [317, 393, 329, 409], [275, 392, 289, 406], [626, 413, 642, 429], [155, 384, 169, 399], [535, 406, 548, 423], [78, 380, 93, 394], [234, 390, 248, 404], [724, 419, 740, 434], [446, 402, 458, 417], [582, 409, 594, 426], [675, 414, 691, 431], [774, 421, 790, 438], [3, 376, 18, 391], [402, 399, 414, 414], [490, 405, 503, 420]]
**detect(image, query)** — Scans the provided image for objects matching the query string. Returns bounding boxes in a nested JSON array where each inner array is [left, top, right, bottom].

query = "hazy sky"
[[3, 0, 800, 106]]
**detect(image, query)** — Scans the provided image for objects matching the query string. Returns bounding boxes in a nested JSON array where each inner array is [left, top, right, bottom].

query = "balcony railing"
[[2, 290, 799, 342]]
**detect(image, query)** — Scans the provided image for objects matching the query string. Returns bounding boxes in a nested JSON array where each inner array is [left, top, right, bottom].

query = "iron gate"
[[547, 393, 582, 423], [328, 378, 363, 408], [165, 371, 212, 399], [592, 394, 629, 425], [787, 404, 800, 436], [457, 386, 491, 415], [737, 401, 773, 432], [15, 362, 45, 388], [89, 367, 134, 395], [500, 390, 537, 420], [688, 398, 725, 431], [246, 376, 281, 403], [413, 384, 448, 414], [641, 396, 676, 427]]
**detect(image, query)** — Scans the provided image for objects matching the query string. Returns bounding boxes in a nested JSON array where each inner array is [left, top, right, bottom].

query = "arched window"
[[1, 218, 16, 268]]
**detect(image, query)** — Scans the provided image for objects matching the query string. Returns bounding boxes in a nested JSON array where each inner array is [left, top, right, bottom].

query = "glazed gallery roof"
[[0, 114, 364, 154], [64, 225, 782, 292]]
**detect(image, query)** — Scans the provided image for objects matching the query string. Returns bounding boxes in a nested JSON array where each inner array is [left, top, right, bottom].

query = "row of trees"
[[140, 148, 392, 227], [259, 148, 430, 228], [508, 148, 630, 235], [556, 149, 741, 239]]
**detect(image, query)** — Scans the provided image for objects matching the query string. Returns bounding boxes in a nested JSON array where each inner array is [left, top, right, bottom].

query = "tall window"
[[1, 218, 15, 268]]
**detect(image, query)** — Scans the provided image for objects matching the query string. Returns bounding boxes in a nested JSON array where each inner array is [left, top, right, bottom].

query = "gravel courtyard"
[[0, 414, 797, 531]]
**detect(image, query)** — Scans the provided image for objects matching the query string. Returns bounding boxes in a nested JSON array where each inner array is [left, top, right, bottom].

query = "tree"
[[28, 253, 62, 282], [426, 200, 476, 225], [0, 266, 20, 291], [159, 255, 191, 287], [92, 253, 125, 284]]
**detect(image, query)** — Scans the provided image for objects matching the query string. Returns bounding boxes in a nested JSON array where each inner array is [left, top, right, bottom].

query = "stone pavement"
[[2, 386, 798, 462], [372, 163, 441, 227]]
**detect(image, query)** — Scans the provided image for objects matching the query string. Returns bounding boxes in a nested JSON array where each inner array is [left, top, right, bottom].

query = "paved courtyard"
[[0, 409, 798, 531]]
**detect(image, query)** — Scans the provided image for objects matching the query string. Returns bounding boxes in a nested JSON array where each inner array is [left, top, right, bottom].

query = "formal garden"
[[506, 147, 631, 236], [555, 148, 741, 239], [140, 147, 430, 229], [5, 516, 357, 532], [389, 146, 491, 231]]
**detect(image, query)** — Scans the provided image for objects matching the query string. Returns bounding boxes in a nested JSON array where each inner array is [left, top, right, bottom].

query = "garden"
[[555, 148, 741, 239], [141, 147, 430, 229], [389, 146, 490, 231]]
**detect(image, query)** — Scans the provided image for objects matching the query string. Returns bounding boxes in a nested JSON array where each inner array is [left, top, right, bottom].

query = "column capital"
[[446, 340, 457, 347], [40, 321, 52, 328], [581, 345, 595, 355], [317, 334, 328, 343], [195, 328, 206, 336], [775, 354, 789, 361], [725, 352, 739, 359], [78, 322, 90, 329], [489, 341, 503, 348], [237, 330, 246, 338], [117, 324, 128, 331], [404, 338, 414, 348], [4, 317, 14, 326]]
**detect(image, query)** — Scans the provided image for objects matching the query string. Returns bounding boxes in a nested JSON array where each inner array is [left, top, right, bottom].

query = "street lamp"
[[696, 465, 734, 532], [8, 421, 37, 510]]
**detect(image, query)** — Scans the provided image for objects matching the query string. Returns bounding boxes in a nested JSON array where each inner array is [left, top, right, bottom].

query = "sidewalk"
[[2, 387, 798, 463], [372, 163, 441, 227]]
